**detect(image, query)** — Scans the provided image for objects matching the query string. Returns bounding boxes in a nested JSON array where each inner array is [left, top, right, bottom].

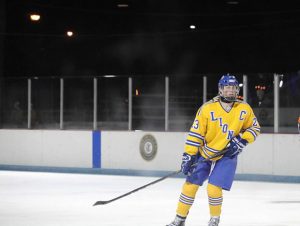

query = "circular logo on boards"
[[139, 134, 158, 161]]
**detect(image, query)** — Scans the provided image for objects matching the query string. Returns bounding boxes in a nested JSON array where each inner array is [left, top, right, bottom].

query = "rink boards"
[[0, 129, 299, 181]]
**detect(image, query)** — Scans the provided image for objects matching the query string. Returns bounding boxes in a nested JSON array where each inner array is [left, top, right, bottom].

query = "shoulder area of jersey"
[[207, 96, 220, 104], [234, 98, 251, 108], [196, 98, 217, 115]]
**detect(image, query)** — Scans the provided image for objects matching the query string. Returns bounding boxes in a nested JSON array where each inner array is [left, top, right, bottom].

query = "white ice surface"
[[0, 171, 300, 226]]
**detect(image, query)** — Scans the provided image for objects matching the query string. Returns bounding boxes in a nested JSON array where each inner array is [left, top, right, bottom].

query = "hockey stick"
[[93, 148, 228, 206]]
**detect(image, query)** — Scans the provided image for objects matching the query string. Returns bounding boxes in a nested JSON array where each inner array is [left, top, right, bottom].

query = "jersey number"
[[253, 118, 258, 126], [193, 120, 199, 129]]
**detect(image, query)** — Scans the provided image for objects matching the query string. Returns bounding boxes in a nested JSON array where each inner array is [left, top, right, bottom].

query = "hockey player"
[[166, 74, 260, 226]]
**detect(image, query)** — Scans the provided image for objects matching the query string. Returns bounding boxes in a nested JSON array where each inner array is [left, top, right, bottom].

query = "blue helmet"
[[218, 74, 239, 102]]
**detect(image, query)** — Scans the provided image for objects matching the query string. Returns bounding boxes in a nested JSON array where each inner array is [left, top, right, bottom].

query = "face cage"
[[218, 85, 239, 102]]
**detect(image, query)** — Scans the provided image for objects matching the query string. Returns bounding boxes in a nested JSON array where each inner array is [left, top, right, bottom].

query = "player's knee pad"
[[182, 182, 199, 197], [207, 183, 222, 198]]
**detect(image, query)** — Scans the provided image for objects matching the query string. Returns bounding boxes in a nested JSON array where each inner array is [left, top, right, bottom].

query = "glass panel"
[[31, 78, 60, 129], [1, 78, 27, 128], [235, 74, 244, 100], [97, 76, 128, 130], [132, 76, 165, 131], [207, 74, 219, 101], [169, 75, 203, 131], [1, 73, 298, 134], [279, 72, 300, 133], [64, 78, 93, 129], [248, 73, 274, 133]]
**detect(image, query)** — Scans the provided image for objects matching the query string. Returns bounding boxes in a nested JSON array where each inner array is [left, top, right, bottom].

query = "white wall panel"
[[0, 130, 91, 167], [0, 130, 299, 177], [101, 131, 185, 171], [273, 134, 300, 176], [0, 130, 43, 165], [237, 134, 274, 175], [41, 130, 91, 167]]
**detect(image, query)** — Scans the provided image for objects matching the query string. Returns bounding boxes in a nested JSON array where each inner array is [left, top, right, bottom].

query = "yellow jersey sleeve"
[[184, 107, 207, 155], [241, 106, 261, 143]]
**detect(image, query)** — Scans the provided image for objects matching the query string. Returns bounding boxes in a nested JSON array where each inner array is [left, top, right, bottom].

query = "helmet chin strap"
[[220, 96, 236, 103]]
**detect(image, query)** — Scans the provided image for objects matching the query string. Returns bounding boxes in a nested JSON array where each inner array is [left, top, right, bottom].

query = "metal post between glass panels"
[[274, 74, 279, 133], [60, 78, 64, 130], [165, 76, 169, 131], [243, 75, 248, 102], [27, 78, 31, 129], [93, 77, 97, 130], [203, 76, 207, 104], [128, 77, 132, 131]]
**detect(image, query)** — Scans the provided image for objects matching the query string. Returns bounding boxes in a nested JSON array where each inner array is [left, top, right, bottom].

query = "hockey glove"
[[225, 135, 248, 158], [181, 153, 198, 175]]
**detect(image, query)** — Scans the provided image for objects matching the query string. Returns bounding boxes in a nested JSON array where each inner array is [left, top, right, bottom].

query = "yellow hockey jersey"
[[185, 96, 260, 160]]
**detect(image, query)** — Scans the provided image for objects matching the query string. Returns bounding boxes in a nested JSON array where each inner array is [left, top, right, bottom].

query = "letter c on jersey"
[[239, 111, 247, 120]]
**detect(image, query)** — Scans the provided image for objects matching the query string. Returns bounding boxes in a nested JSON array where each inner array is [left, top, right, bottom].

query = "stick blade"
[[93, 200, 110, 206]]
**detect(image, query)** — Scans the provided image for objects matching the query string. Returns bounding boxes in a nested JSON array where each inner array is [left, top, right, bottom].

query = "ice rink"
[[0, 170, 299, 226]]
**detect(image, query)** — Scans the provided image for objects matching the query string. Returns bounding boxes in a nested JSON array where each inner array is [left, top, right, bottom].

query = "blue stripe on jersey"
[[204, 144, 219, 154], [186, 140, 200, 147], [203, 147, 219, 158], [246, 128, 257, 140], [189, 131, 204, 140], [202, 148, 213, 158], [253, 127, 261, 132]]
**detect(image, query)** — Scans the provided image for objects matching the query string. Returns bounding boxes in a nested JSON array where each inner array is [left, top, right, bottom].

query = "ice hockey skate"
[[166, 215, 186, 226], [208, 216, 220, 226]]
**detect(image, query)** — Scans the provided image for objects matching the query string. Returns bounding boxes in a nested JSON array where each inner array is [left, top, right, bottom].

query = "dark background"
[[0, 1, 300, 132], [1, 0, 300, 77]]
